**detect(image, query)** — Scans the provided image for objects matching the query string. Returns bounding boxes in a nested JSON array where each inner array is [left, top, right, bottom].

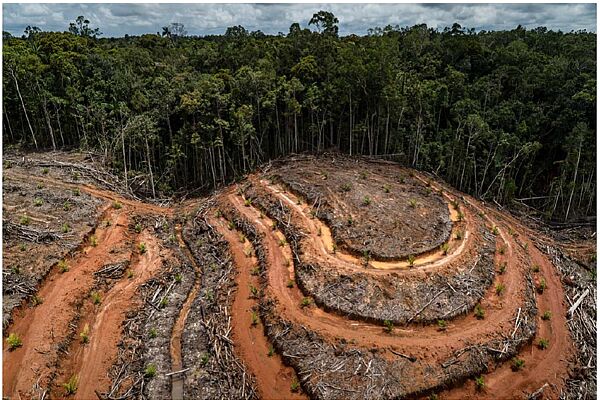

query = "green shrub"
[[537, 278, 547, 294], [134, 223, 142, 233], [20, 215, 31, 225], [200, 353, 210, 365], [249, 285, 259, 298], [383, 184, 391, 193], [73, 188, 80, 196], [149, 328, 158, 339], [362, 196, 371, 206], [340, 183, 352, 192], [498, 262, 507, 274], [409, 199, 417, 208], [61, 223, 71, 233], [138, 242, 147, 254], [437, 319, 447, 331], [6, 333, 22, 350], [175, 273, 182, 283], [31, 295, 44, 306], [63, 201, 71, 211], [42, 167, 49, 175], [33, 197, 43, 207]]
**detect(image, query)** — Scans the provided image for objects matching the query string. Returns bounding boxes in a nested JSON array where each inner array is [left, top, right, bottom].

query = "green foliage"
[[138, 242, 146, 253], [537, 278, 547, 294], [440, 243, 449, 255], [149, 328, 157, 338], [112, 201, 122, 210], [134, 223, 142, 233], [267, 345, 275, 357], [362, 196, 371, 206], [175, 273, 182, 283], [340, 183, 352, 193], [61, 223, 71, 233], [33, 197, 43, 207], [19, 215, 30, 225], [286, 279, 294, 288], [532, 264, 540, 273], [90, 291, 101, 305], [6, 332, 22, 350], [31, 294, 43, 306], [383, 184, 391, 193], [409, 199, 417, 208], [251, 311, 259, 326], [498, 262, 507, 274], [437, 319, 447, 331], [290, 378, 300, 392], [407, 254, 416, 266], [63, 201, 71, 211]]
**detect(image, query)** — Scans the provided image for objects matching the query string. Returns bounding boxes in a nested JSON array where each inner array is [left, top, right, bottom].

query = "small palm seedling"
[[175, 273, 182, 283], [144, 364, 157, 378], [407, 254, 416, 267], [383, 184, 391, 193], [61, 223, 71, 233], [138, 242, 147, 254], [126, 269, 134, 279], [90, 291, 102, 305], [429, 394, 439, 400], [80, 323, 90, 344], [340, 183, 352, 193], [112, 201, 123, 209], [409, 199, 417, 208], [19, 243, 26, 252], [475, 376, 485, 392], [244, 198, 252, 207], [537, 278, 547, 294], [250, 266, 260, 276], [300, 297, 311, 308], [160, 297, 168, 309], [244, 246, 253, 258], [134, 223, 142, 233], [63, 201, 71, 211], [495, 283, 506, 296], [532, 264, 540, 273], [259, 212, 264, 219], [492, 226, 499, 235], [498, 245, 506, 255], [90, 235, 98, 247], [541, 311, 552, 321], [6, 333, 22, 350], [511, 357, 525, 371], [227, 221, 235, 230], [383, 319, 394, 333], [42, 167, 49, 175], [537, 338, 549, 350], [20, 215, 31, 226], [457, 211, 465, 222], [249, 285, 259, 299], [271, 221, 278, 231], [290, 378, 300, 392], [498, 262, 507, 274], [200, 353, 210, 366], [278, 238, 287, 247], [441, 243, 449, 255], [31, 295, 44, 307], [73, 188, 81, 196], [58, 259, 69, 273], [474, 304, 485, 319], [36, 183, 44, 189], [149, 328, 157, 339], [362, 196, 371, 206], [33, 197, 43, 207], [331, 243, 337, 254], [267, 346, 275, 357], [360, 171, 367, 179], [72, 171, 80, 180], [287, 279, 294, 288], [347, 216, 354, 226], [62, 375, 78, 395], [316, 227, 322, 236], [437, 319, 447, 331], [251, 311, 259, 326], [238, 233, 246, 244]]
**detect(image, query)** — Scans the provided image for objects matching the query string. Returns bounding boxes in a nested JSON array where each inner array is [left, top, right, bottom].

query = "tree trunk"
[[11, 68, 38, 148]]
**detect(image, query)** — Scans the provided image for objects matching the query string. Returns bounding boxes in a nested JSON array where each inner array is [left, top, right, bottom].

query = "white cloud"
[[2, 3, 596, 37]]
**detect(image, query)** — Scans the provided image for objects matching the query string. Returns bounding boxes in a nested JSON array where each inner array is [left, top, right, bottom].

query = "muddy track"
[[212, 167, 574, 398]]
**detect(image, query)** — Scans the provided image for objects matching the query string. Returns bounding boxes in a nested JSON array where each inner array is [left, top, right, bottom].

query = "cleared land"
[[2, 152, 594, 400]]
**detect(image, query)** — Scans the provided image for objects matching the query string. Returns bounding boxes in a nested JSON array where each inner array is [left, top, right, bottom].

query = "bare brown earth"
[[2, 152, 586, 400]]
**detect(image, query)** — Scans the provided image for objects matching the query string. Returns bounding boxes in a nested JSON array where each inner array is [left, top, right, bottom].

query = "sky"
[[2, 3, 597, 38]]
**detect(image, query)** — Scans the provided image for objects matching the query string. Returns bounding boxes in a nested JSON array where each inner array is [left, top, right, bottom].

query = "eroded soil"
[[2, 152, 589, 400]]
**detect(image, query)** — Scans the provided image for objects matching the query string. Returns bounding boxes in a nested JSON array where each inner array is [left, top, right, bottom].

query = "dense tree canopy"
[[3, 13, 596, 221]]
